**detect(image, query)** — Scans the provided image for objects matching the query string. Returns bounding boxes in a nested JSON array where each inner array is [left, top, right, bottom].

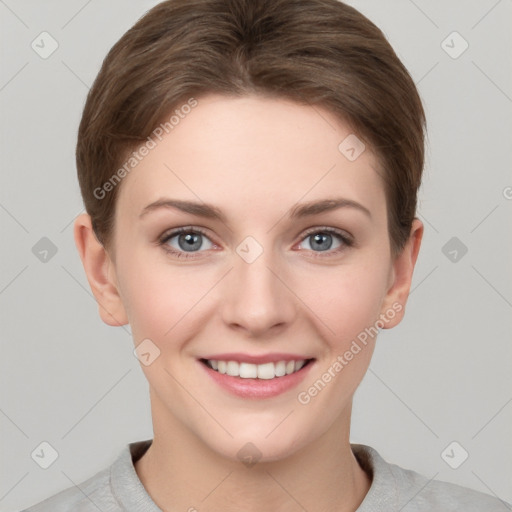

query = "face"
[[87, 94, 420, 462]]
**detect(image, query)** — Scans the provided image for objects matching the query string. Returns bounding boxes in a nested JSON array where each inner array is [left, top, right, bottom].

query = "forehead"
[[116, 94, 386, 225]]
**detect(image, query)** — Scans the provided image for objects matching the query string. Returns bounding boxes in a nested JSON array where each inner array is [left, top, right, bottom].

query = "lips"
[[198, 354, 315, 399]]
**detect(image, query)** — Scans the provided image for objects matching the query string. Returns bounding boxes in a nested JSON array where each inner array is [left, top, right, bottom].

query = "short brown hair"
[[76, 0, 426, 257]]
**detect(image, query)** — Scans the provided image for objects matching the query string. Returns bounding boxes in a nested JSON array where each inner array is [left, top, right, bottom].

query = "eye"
[[159, 227, 215, 259], [158, 226, 353, 260], [297, 227, 353, 256]]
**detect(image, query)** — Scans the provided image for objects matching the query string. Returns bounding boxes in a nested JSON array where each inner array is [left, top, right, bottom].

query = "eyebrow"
[[139, 197, 372, 221]]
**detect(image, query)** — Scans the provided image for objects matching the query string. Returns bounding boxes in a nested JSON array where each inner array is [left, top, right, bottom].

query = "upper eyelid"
[[160, 226, 214, 243], [301, 226, 352, 239]]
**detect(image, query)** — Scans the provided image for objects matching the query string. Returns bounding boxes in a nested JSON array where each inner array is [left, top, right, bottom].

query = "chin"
[[203, 426, 312, 466]]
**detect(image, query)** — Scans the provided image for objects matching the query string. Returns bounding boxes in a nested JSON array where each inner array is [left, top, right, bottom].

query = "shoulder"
[[21, 440, 154, 512], [388, 461, 510, 511], [20, 466, 116, 512], [352, 443, 511, 512]]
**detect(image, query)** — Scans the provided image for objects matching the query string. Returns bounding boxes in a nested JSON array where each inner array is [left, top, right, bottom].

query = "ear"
[[73, 213, 128, 326], [379, 218, 423, 328]]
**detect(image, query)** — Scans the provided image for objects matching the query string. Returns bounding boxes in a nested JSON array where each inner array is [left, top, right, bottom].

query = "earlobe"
[[73, 213, 129, 327], [380, 218, 424, 329]]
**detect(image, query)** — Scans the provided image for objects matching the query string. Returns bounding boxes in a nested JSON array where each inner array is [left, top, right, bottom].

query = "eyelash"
[[158, 226, 354, 260]]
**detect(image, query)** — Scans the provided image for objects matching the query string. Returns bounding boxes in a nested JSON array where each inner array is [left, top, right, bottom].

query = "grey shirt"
[[22, 439, 510, 511]]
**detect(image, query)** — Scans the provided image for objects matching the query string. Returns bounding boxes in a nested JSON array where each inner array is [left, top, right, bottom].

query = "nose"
[[220, 242, 297, 338]]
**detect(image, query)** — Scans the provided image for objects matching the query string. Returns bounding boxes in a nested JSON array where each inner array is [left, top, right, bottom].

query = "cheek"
[[294, 259, 389, 348], [293, 264, 387, 415], [115, 246, 210, 342]]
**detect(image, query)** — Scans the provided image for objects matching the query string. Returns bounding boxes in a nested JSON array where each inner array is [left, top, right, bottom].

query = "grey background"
[[1, 0, 511, 510]]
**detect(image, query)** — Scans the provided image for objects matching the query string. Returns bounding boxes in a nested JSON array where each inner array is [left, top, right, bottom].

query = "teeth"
[[295, 360, 306, 371], [226, 361, 239, 377], [257, 362, 275, 380], [275, 361, 286, 377], [206, 359, 309, 379], [240, 362, 258, 378]]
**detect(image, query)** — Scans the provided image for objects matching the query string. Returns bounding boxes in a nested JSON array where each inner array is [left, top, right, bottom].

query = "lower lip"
[[198, 359, 315, 399]]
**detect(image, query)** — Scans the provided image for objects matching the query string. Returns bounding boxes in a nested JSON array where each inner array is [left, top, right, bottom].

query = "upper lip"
[[200, 353, 314, 364]]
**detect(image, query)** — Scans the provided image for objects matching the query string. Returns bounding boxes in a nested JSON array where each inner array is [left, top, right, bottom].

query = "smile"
[[201, 358, 313, 379]]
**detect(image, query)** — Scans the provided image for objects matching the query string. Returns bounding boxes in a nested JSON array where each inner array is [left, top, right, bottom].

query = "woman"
[[23, 0, 509, 510]]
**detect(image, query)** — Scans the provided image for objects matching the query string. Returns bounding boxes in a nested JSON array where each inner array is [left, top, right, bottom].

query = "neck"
[[135, 391, 371, 512]]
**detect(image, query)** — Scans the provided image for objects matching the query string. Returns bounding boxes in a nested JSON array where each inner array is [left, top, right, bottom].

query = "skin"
[[74, 94, 423, 512]]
